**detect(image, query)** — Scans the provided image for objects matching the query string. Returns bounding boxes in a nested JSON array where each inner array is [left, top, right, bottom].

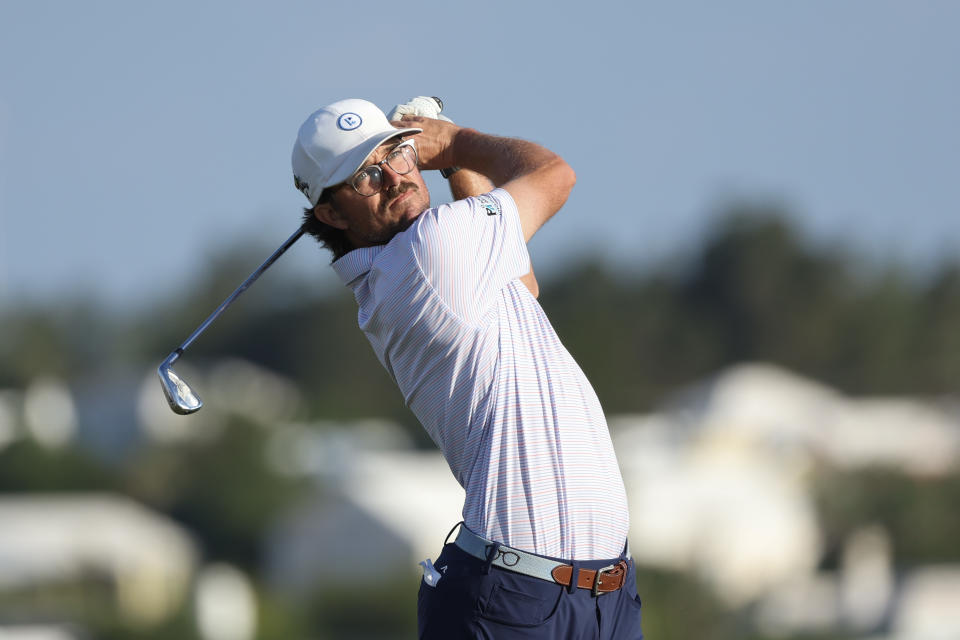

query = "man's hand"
[[387, 96, 450, 123], [391, 114, 460, 171], [391, 103, 539, 297], [389, 98, 460, 171]]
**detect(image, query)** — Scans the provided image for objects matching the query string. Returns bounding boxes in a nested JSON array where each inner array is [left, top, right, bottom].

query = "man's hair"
[[301, 188, 354, 261]]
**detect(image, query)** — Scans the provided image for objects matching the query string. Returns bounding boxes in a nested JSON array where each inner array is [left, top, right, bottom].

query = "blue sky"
[[1, 1, 958, 309]]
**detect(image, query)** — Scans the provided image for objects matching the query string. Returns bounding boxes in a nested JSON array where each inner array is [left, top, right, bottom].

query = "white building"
[[888, 566, 960, 640], [0, 494, 197, 625], [666, 362, 960, 475], [0, 626, 80, 640], [265, 449, 464, 592], [611, 407, 823, 605]]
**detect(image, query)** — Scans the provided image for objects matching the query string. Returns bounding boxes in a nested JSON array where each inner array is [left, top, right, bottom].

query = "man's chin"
[[368, 212, 421, 245], [397, 206, 426, 231], [393, 195, 430, 223]]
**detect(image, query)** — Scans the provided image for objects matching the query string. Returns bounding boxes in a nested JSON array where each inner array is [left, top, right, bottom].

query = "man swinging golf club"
[[292, 97, 642, 638]]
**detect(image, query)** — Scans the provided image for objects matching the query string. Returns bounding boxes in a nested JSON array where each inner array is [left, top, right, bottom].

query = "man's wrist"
[[440, 166, 461, 179], [448, 127, 479, 169]]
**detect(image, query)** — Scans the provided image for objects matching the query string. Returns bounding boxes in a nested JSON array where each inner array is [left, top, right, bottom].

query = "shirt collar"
[[332, 245, 384, 286]]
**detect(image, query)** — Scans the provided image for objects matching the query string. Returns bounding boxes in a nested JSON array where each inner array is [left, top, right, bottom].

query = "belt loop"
[[483, 542, 501, 575], [444, 521, 464, 547], [566, 561, 580, 594]]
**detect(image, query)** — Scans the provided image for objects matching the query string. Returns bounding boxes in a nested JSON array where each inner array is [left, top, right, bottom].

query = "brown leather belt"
[[551, 561, 630, 595], [451, 523, 629, 596]]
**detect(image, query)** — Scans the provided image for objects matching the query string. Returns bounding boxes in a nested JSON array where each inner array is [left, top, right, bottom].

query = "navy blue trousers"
[[418, 542, 644, 639]]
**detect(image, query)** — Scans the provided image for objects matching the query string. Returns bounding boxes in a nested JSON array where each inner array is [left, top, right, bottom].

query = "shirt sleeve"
[[412, 188, 531, 323]]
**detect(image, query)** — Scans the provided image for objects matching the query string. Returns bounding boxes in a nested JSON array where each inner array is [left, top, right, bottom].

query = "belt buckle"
[[592, 564, 616, 597]]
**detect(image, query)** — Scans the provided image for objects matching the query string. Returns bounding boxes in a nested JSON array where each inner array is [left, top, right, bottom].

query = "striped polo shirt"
[[333, 188, 629, 560]]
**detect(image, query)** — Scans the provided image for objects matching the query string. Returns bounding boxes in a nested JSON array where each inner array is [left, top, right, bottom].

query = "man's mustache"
[[381, 181, 420, 211]]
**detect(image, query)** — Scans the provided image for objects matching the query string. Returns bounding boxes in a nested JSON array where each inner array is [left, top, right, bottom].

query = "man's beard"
[[360, 181, 426, 245]]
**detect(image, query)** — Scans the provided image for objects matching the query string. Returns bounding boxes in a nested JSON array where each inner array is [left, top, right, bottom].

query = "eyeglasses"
[[349, 140, 419, 197]]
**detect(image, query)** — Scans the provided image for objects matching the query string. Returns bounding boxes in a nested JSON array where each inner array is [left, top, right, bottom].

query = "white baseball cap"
[[292, 98, 422, 206]]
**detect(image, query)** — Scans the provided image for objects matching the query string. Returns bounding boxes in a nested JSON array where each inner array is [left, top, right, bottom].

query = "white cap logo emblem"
[[337, 113, 362, 130]]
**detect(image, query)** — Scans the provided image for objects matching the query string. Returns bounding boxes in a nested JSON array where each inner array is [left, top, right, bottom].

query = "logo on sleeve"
[[478, 194, 501, 217]]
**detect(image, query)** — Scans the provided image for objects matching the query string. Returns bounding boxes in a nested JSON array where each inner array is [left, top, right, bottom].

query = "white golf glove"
[[387, 96, 454, 123]]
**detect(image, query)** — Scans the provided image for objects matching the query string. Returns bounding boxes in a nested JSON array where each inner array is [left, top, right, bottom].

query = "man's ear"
[[313, 200, 348, 230]]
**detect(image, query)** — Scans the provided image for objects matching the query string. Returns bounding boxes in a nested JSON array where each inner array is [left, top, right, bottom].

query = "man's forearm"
[[448, 128, 575, 241], [448, 128, 562, 187]]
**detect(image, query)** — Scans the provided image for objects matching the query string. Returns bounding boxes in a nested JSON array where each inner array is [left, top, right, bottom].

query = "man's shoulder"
[[416, 189, 516, 231], [474, 192, 506, 218]]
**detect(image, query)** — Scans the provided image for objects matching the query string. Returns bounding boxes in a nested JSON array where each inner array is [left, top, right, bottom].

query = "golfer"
[[292, 98, 641, 638]]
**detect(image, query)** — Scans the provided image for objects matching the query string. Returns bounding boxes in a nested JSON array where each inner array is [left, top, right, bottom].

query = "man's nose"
[[381, 164, 405, 188]]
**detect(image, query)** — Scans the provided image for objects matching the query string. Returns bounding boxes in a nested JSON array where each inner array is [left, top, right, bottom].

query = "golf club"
[[158, 225, 305, 414]]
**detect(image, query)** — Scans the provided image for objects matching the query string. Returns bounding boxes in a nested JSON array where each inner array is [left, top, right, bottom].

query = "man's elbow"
[[557, 159, 577, 198], [546, 157, 576, 210]]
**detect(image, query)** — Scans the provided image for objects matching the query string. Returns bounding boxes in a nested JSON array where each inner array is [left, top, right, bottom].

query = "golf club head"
[[158, 352, 203, 414]]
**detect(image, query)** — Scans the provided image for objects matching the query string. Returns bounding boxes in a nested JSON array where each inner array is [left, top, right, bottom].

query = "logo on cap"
[[337, 113, 362, 131], [294, 175, 310, 197]]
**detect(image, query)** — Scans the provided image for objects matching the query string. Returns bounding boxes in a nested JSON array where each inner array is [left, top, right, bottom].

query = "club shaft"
[[175, 225, 306, 354]]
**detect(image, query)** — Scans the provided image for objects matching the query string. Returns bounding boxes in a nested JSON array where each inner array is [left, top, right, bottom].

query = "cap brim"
[[326, 127, 423, 189]]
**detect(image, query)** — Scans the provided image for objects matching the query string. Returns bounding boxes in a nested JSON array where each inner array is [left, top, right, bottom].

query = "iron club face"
[[158, 351, 203, 414]]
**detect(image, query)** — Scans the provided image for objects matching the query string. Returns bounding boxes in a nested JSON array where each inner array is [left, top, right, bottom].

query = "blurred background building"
[[1, 349, 958, 638]]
